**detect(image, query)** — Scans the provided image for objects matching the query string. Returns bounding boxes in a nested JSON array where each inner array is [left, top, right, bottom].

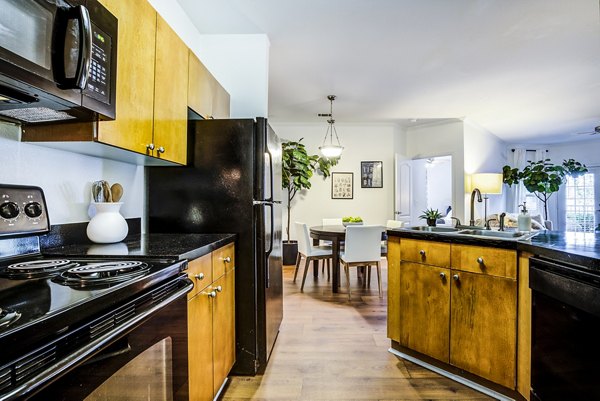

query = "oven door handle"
[[0, 279, 194, 401]]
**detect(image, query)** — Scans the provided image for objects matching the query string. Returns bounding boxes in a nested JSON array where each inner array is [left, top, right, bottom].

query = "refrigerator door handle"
[[264, 202, 274, 288], [265, 145, 274, 202]]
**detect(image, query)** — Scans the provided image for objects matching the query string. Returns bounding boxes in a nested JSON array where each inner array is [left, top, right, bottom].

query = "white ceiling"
[[176, 0, 600, 144]]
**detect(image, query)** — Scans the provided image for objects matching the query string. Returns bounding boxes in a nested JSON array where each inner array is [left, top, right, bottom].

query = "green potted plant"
[[419, 208, 443, 227], [502, 158, 587, 221], [282, 139, 337, 264]]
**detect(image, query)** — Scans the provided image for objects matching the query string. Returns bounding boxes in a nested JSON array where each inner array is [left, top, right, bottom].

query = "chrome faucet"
[[499, 212, 506, 231], [450, 217, 461, 228], [469, 188, 483, 226]]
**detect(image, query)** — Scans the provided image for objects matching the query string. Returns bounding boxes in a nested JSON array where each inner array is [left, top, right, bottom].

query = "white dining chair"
[[340, 225, 384, 300], [322, 218, 343, 226], [295, 222, 333, 291], [319, 218, 342, 266], [386, 219, 404, 229]]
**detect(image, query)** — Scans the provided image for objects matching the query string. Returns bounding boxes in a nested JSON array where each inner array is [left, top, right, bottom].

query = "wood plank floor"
[[222, 259, 493, 401]]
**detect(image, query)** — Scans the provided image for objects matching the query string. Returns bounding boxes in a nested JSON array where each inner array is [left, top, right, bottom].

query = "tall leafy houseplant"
[[282, 139, 337, 241], [502, 158, 588, 220]]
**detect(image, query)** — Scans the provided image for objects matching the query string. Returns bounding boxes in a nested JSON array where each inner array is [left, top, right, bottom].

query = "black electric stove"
[[0, 185, 191, 400]]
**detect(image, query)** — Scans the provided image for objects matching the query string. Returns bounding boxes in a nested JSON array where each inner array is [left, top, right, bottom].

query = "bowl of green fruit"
[[342, 216, 364, 226]]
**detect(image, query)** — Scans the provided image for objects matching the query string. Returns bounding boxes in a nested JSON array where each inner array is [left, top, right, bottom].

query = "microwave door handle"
[[53, 5, 92, 90]]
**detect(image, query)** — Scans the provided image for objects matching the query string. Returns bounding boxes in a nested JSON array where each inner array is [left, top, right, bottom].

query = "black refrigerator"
[[147, 118, 283, 375]]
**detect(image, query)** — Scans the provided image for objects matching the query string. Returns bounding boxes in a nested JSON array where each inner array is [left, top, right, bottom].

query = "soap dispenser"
[[518, 202, 531, 232]]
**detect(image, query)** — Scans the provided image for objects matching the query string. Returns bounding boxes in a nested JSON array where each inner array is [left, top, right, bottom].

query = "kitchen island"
[[386, 228, 600, 401]]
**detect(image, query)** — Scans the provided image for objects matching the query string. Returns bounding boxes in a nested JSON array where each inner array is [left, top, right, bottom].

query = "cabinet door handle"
[[157, 146, 165, 154], [419, 250, 426, 257], [194, 273, 204, 280], [215, 285, 223, 293], [477, 257, 484, 265], [207, 290, 217, 298], [146, 143, 155, 150], [452, 274, 460, 282], [439, 272, 446, 280], [224, 256, 231, 263]]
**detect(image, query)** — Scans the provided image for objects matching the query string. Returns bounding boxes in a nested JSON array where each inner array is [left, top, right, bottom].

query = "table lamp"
[[471, 173, 503, 229]]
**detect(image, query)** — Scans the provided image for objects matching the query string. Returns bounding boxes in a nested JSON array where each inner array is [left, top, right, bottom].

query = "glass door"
[[0, 0, 57, 80]]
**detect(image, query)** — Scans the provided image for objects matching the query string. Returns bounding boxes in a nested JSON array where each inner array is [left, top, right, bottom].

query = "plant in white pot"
[[281, 139, 337, 265]]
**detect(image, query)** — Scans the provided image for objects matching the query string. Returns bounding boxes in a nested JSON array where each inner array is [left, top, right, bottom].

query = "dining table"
[[309, 224, 386, 293]]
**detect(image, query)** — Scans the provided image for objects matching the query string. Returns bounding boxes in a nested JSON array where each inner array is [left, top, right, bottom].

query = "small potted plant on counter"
[[419, 208, 443, 227]]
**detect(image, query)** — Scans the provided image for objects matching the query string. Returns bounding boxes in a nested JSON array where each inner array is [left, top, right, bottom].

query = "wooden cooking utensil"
[[111, 183, 123, 202], [102, 181, 112, 202]]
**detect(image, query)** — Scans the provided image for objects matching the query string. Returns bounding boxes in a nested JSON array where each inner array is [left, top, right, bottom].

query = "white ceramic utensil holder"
[[86, 202, 128, 244]]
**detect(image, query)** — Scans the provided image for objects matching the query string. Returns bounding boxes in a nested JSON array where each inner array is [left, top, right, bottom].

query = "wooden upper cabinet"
[[153, 16, 189, 164], [212, 81, 230, 119], [188, 51, 230, 119], [188, 52, 213, 118], [97, 0, 156, 155]]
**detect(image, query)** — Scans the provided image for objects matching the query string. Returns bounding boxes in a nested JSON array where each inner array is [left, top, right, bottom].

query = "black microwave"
[[0, 0, 117, 124]]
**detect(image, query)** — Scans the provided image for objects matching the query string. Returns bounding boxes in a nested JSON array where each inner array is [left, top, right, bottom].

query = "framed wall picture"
[[361, 161, 383, 188], [331, 172, 354, 199]]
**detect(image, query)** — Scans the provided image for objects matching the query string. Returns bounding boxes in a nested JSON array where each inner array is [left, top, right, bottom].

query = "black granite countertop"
[[388, 228, 600, 272], [43, 233, 236, 261]]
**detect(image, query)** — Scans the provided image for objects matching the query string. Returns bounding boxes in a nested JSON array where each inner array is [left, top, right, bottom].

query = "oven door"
[[0, 0, 91, 106], [16, 279, 192, 401]]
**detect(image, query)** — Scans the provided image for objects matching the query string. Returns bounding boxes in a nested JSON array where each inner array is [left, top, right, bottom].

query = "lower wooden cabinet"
[[188, 244, 236, 401], [212, 268, 235, 394], [389, 238, 519, 390], [450, 270, 517, 388], [399, 262, 450, 362], [188, 287, 214, 401]]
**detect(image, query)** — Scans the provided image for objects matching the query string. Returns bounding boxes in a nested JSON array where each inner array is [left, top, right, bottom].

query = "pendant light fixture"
[[318, 95, 344, 158]]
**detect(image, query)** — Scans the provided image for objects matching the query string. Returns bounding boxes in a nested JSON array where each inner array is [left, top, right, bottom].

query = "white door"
[[394, 154, 411, 222]]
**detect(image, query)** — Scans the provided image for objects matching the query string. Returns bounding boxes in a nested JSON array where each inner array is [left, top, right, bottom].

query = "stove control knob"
[[24, 202, 43, 218], [0, 202, 19, 219]]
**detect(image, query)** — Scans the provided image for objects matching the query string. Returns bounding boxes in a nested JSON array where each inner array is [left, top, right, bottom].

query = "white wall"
[[0, 123, 144, 225], [148, 0, 270, 118], [405, 120, 466, 222], [271, 122, 396, 240], [463, 119, 507, 221]]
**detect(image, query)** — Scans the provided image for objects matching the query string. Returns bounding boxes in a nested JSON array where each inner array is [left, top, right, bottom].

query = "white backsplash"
[[0, 122, 144, 226]]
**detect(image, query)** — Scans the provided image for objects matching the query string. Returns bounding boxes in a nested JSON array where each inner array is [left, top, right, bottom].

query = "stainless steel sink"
[[457, 229, 534, 239], [404, 226, 460, 233]]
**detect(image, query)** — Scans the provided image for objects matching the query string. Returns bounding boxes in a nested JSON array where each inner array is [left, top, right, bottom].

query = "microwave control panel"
[[84, 23, 111, 105]]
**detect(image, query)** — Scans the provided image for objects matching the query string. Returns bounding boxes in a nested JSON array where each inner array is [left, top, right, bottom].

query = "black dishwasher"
[[530, 256, 600, 401]]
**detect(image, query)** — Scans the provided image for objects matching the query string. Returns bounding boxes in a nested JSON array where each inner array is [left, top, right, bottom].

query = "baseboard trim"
[[214, 377, 229, 401], [388, 348, 514, 401]]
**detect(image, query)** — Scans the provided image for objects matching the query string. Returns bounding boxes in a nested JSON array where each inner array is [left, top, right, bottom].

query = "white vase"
[[86, 202, 128, 244]]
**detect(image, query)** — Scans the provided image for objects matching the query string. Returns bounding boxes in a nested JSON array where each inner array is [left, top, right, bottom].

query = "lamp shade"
[[471, 173, 503, 194]]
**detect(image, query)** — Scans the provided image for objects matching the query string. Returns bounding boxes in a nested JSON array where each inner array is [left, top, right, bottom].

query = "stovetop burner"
[[53, 261, 150, 288], [0, 307, 21, 329], [3, 259, 80, 279]]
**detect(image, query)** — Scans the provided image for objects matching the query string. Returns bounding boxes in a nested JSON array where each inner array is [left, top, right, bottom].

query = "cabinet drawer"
[[451, 245, 517, 279], [187, 253, 212, 299], [400, 239, 450, 267], [213, 243, 235, 279]]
